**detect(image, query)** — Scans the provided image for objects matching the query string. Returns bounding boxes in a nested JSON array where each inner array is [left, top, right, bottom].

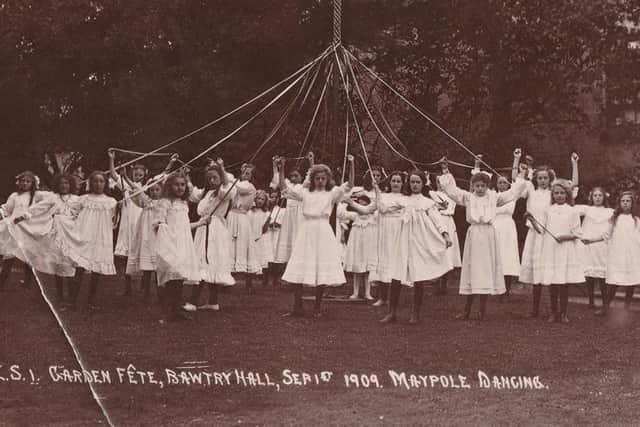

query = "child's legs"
[[388, 280, 402, 315], [141, 271, 152, 296], [559, 285, 569, 315], [596, 278, 607, 305], [378, 283, 389, 302], [624, 286, 635, 307], [463, 295, 475, 317], [532, 285, 542, 314], [23, 262, 34, 287], [55, 276, 64, 300], [549, 285, 559, 314], [208, 283, 219, 305], [314, 285, 326, 311], [413, 282, 425, 315], [586, 278, 595, 305], [291, 283, 303, 313], [190, 281, 205, 305], [0, 257, 16, 288], [87, 273, 100, 304]]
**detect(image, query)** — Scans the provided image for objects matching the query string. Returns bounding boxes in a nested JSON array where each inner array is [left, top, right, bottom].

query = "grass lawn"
[[1, 271, 640, 426]]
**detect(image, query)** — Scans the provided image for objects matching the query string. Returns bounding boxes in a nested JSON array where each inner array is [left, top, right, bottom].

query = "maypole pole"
[[329, 0, 343, 235]]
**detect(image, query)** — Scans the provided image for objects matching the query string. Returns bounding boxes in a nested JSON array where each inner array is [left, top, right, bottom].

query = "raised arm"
[[347, 154, 355, 188], [269, 156, 280, 190], [162, 153, 180, 175], [571, 152, 579, 187], [107, 149, 119, 182], [496, 171, 527, 206], [216, 158, 230, 186], [438, 161, 469, 207], [512, 148, 522, 182]]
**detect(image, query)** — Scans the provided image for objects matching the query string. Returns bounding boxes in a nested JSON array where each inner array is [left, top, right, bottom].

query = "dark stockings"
[[531, 285, 542, 317], [548, 284, 569, 322], [410, 282, 425, 323], [381, 281, 402, 322], [0, 258, 33, 290], [461, 294, 488, 320]]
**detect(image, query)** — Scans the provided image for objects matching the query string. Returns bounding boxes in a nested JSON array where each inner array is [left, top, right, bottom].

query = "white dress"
[[226, 180, 256, 273], [55, 194, 117, 275], [110, 173, 143, 258], [248, 209, 271, 274], [429, 191, 462, 268], [374, 192, 406, 283], [537, 204, 585, 285], [125, 194, 160, 274], [155, 199, 201, 287], [9, 192, 78, 277], [192, 186, 237, 286], [519, 181, 550, 284], [281, 183, 350, 287], [440, 174, 525, 295], [272, 177, 304, 263], [0, 191, 46, 258], [493, 200, 521, 276], [393, 194, 452, 285], [605, 215, 640, 286], [265, 206, 285, 264], [574, 205, 613, 279], [341, 194, 377, 273]]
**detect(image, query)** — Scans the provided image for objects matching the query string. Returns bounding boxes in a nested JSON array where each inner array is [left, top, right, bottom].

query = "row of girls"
[[2, 147, 640, 324]]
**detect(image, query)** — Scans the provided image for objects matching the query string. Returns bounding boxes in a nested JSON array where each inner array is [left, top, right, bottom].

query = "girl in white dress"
[[247, 190, 271, 287], [271, 154, 313, 265], [361, 166, 384, 298], [383, 171, 452, 324], [585, 192, 640, 314], [494, 176, 520, 300], [0, 171, 43, 290], [125, 180, 163, 303], [574, 187, 613, 308], [60, 171, 117, 309], [342, 191, 376, 300], [154, 172, 205, 321], [429, 179, 461, 295], [439, 163, 526, 320], [535, 179, 585, 323], [264, 189, 286, 287], [227, 163, 256, 288], [186, 163, 237, 312], [12, 175, 79, 303], [372, 171, 406, 307], [109, 150, 178, 296], [279, 155, 354, 317]]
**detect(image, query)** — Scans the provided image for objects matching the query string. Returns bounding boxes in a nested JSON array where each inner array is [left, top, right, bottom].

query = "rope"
[[341, 105, 349, 183], [226, 55, 328, 169], [108, 148, 175, 157], [344, 51, 420, 171], [106, 45, 333, 176], [118, 49, 331, 206], [526, 211, 560, 243], [332, 0, 342, 45], [333, 46, 373, 176], [344, 47, 501, 177]]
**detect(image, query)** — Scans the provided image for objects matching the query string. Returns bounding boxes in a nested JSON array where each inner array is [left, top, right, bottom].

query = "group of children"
[[0, 147, 639, 324]]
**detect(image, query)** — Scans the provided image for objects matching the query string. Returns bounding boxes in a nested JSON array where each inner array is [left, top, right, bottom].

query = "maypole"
[[329, 0, 343, 233]]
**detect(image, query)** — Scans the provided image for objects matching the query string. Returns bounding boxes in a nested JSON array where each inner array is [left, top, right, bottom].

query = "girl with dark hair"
[[382, 170, 452, 324], [439, 163, 526, 320]]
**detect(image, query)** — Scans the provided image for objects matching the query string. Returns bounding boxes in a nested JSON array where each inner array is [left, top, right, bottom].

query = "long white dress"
[[393, 194, 452, 285], [226, 180, 256, 273], [271, 177, 304, 263], [493, 200, 521, 277], [440, 174, 526, 295], [55, 193, 117, 275], [0, 191, 46, 258], [110, 173, 143, 258], [265, 205, 285, 264], [155, 198, 202, 287], [518, 181, 550, 284], [374, 192, 406, 283], [429, 190, 462, 268], [9, 192, 78, 277], [605, 214, 640, 286], [537, 204, 585, 285], [574, 205, 613, 279], [125, 194, 160, 274], [248, 209, 270, 274], [281, 183, 351, 287], [191, 186, 237, 286]]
